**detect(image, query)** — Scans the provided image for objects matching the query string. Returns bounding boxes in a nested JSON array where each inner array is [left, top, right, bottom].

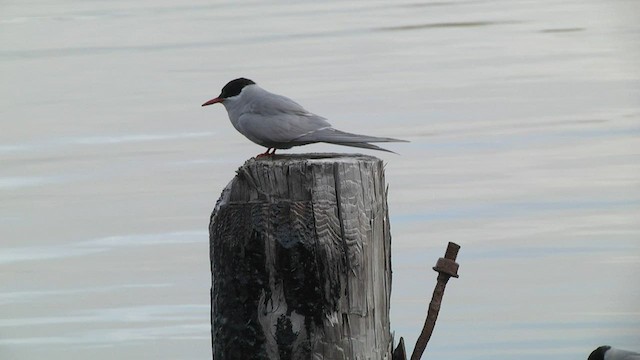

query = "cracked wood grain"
[[210, 153, 393, 360]]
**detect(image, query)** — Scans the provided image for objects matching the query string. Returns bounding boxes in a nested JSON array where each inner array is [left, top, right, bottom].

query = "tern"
[[202, 78, 407, 156], [588, 346, 640, 360]]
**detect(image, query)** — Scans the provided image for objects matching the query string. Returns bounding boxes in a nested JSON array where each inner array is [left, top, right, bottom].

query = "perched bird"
[[202, 78, 407, 156], [588, 346, 640, 360]]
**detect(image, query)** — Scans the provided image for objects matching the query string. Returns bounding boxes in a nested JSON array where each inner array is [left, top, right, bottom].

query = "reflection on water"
[[0, 231, 207, 264], [540, 28, 585, 33], [1, 0, 639, 359], [378, 20, 517, 31]]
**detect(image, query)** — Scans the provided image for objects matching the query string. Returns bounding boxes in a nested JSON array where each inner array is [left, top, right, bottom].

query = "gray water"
[[1, 0, 639, 359]]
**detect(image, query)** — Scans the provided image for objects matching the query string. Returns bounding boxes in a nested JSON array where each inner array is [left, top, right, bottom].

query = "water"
[[1, 0, 639, 359]]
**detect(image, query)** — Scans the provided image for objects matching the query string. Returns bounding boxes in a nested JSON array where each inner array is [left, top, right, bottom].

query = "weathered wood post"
[[209, 154, 393, 359]]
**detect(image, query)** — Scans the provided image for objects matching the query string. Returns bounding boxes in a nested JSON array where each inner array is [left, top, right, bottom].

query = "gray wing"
[[237, 112, 333, 145], [292, 127, 407, 144], [237, 87, 407, 149], [246, 90, 313, 117], [247, 90, 407, 145], [607, 348, 640, 360], [325, 141, 398, 153], [237, 90, 333, 144]]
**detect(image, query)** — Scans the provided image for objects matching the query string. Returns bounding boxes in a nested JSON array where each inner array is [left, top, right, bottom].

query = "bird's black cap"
[[219, 78, 256, 98], [588, 346, 611, 360]]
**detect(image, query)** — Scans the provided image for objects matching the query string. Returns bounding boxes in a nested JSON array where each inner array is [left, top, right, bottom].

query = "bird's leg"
[[269, 148, 277, 155], [256, 148, 272, 158]]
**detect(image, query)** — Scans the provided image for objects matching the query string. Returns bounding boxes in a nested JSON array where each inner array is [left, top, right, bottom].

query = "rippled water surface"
[[1, 0, 639, 359]]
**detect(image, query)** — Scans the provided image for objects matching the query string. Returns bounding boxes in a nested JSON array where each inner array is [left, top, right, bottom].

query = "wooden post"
[[209, 154, 393, 360]]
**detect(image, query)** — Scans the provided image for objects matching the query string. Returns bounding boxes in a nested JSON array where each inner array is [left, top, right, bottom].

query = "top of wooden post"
[[220, 153, 384, 204], [248, 152, 380, 164]]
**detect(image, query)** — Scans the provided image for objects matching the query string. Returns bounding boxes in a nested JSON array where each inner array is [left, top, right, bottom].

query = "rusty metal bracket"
[[409, 242, 461, 360]]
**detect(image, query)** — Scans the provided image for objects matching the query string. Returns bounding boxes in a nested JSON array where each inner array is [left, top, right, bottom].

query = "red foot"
[[256, 148, 276, 158]]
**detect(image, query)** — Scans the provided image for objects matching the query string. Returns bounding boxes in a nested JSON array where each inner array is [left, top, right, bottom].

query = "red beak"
[[202, 97, 223, 106]]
